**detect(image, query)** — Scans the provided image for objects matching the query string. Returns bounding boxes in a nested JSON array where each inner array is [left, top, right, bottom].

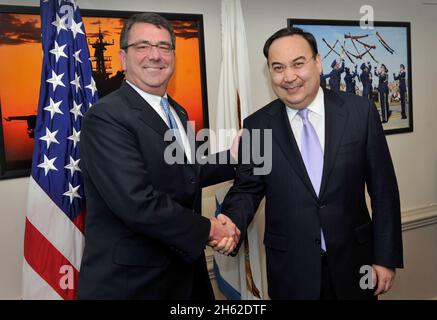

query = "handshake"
[[208, 214, 241, 256]]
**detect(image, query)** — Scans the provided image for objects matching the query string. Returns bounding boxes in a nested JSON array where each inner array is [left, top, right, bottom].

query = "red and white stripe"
[[22, 177, 85, 300]]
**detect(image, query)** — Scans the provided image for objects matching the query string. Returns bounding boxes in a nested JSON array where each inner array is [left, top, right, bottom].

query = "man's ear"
[[119, 49, 127, 71], [315, 53, 322, 73]]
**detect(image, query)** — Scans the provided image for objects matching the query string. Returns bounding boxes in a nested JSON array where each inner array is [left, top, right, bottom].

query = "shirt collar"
[[286, 86, 325, 120], [126, 80, 167, 107]]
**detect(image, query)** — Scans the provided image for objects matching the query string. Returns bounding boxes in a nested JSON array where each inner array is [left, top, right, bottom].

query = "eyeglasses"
[[122, 40, 174, 54], [270, 55, 316, 74]]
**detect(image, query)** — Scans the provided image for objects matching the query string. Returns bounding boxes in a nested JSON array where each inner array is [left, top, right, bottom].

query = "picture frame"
[[0, 5, 209, 179], [288, 18, 413, 135]]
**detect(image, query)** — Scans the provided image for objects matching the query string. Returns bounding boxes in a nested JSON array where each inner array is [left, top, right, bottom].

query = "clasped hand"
[[208, 214, 241, 255]]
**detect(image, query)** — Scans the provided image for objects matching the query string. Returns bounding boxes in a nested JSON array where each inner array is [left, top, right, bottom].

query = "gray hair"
[[120, 13, 176, 50]]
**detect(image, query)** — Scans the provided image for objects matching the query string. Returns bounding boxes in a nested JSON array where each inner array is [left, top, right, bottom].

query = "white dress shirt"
[[126, 81, 192, 163], [285, 87, 327, 251], [286, 86, 325, 154]]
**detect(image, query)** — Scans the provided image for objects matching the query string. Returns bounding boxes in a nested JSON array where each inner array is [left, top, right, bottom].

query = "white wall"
[[1, 0, 437, 299], [0, 178, 28, 299]]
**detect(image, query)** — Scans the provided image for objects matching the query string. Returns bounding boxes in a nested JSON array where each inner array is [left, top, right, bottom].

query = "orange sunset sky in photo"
[[0, 13, 204, 164]]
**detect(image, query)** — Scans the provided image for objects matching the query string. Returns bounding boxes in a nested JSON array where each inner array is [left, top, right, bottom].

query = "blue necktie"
[[297, 108, 326, 252], [160, 97, 183, 146]]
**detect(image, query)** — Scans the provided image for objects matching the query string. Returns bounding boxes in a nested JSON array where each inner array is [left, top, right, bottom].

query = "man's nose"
[[283, 66, 298, 82], [147, 46, 162, 60]]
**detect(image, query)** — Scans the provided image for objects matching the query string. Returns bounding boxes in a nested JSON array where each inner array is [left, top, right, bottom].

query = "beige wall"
[[0, 0, 436, 299]]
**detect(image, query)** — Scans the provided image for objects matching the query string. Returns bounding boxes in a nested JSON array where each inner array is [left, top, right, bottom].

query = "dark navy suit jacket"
[[222, 89, 403, 300], [78, 82, 235, 299]]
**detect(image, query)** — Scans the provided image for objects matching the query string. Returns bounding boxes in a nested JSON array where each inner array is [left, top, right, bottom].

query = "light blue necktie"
[[298, 108, 326, 252], [160, 96, 183, 146]]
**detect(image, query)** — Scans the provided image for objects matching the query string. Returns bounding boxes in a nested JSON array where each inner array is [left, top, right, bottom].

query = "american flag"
[[22, 0, 98, 299]]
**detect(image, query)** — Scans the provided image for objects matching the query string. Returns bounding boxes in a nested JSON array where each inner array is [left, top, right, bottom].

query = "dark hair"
[[120, 13, 176, 50], [263, 27, 318, 59], [400, 64, 405, 69]]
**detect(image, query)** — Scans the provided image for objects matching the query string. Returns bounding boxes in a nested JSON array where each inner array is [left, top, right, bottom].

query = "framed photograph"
[[288, 19, 413, 135], [0, 5, 209, 179]]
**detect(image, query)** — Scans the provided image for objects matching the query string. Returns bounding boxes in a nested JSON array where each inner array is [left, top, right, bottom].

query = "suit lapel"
[[168, 96, 195, 158], [269, 100, 318, 199], [319, 90, 347, 199], [120, 82, 195, 170], [168, 96, 189, 133], [168, 96, 197, 168], [119, 82, 169, 137]]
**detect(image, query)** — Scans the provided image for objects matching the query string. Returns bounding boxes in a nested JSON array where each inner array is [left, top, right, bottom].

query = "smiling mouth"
[[283, 85, 301, 91], [143, 66, 165, 70]]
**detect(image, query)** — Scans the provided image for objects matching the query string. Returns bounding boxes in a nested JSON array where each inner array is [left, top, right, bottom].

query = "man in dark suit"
[[394, 64, 407, 119], [220, 27, 403, 300], [360, 62, 373, 100], [77, 13, 239, 300], [327, 58, 345, 92], [375, 64, 390, 123]]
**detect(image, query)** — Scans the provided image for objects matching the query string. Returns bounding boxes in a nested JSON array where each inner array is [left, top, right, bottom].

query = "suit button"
[[190, 178, 196, 184], [317, 203, 326, 209], [315, 239, 321, 245]]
